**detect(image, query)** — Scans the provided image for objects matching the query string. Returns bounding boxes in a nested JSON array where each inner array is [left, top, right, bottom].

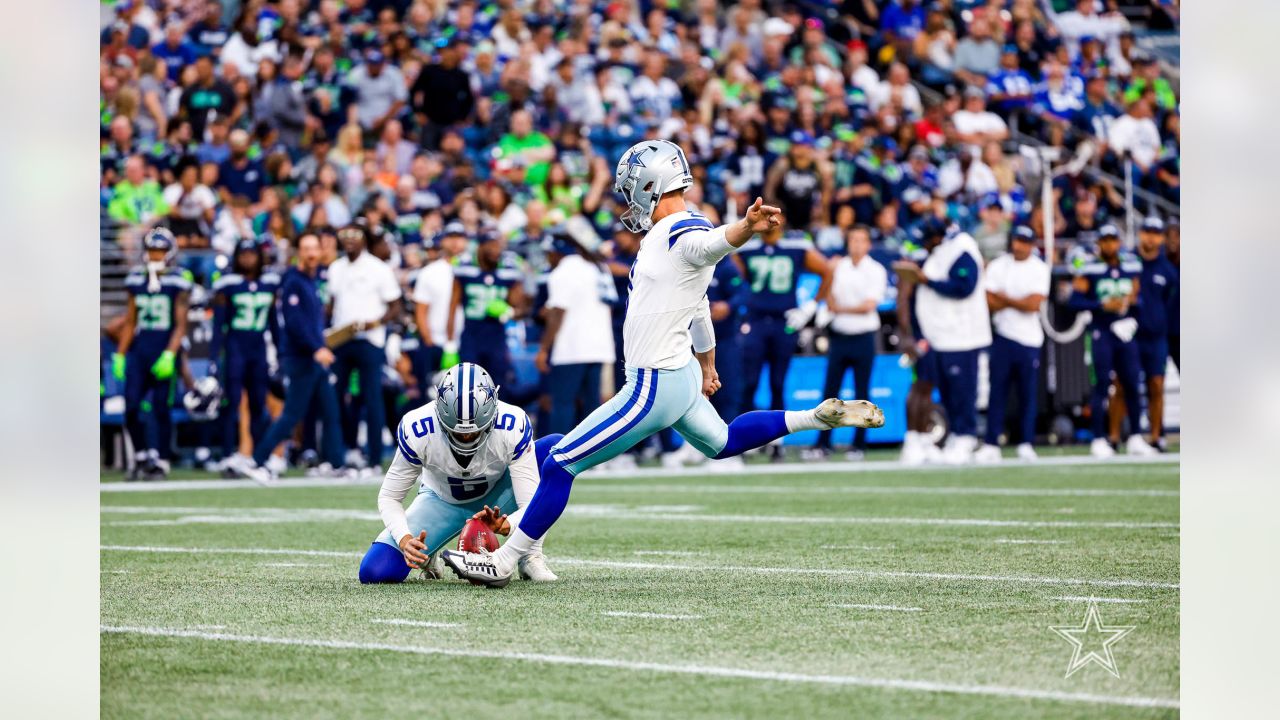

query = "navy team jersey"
[[454, 257, 523, 339], [211, 271, 281, 358], [1068, 252, 1143, 328], [707, 258, 746, 342], [124, 267, 192, 355], [738, 232, 812, 315]]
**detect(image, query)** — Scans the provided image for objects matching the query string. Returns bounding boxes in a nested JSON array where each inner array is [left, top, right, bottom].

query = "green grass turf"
[[101, 461, 1179, 719]]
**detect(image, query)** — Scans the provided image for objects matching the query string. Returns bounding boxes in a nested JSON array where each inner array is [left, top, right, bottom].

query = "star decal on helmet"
[[623, 147, 648, 168]]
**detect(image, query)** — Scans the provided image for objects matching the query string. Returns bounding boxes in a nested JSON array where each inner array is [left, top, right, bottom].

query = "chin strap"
[[146, 261, 165, 293]]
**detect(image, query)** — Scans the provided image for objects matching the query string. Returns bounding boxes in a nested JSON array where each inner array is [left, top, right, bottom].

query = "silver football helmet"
[[614, 140, 694, 233], [434, 362, 500, 457]]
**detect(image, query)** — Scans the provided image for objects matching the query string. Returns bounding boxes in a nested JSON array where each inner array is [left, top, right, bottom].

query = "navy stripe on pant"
[[547, 362, 602, 436], [936, 348, 981, 438], [1089, 328, 1143, 438], [818, 331, 876, 450], [984, 334, 1040, 446]]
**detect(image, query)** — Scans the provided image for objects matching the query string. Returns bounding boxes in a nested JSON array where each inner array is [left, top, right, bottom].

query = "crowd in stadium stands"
[[99, 0, 1180, 479]]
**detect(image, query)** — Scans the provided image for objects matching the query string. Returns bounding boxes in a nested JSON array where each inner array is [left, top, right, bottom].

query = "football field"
[[101, 456, 1179, 719]]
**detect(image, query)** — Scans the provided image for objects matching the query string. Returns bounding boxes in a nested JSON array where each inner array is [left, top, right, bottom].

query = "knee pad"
[[358, 542, 411, 584]]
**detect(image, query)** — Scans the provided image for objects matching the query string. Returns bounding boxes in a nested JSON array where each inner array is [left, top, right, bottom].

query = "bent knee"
[[358, 542, 411, 584]]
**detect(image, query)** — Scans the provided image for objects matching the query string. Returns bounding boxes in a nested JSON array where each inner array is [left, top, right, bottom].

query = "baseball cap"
[[543, 233, 577, 257], [235, 237, 261, 254], [762, 17, 793, 37], [872, 136, 898, 154], [1011, 226, 1036, 243], [964, 85, 986, 100], [365, 48, 385, 64], [1098, 223, 1121, 239], [789, 130, 815, 147], [1002, 43, 1018, 55], [908, 145, 930, 161], [978, 193, 1002, 211], [902, 186, 926, 204], [440, 221, 467, 238], [1140, 216, 1165, 232]]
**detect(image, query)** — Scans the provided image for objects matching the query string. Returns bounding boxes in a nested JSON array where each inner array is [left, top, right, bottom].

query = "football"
[[458, 517, 499, 554]]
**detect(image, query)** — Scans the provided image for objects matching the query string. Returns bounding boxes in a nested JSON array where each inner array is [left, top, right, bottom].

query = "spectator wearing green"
[[108, 156, 170, 226], [1123, 56, 1177, 111], [496, 109, 555, 187]]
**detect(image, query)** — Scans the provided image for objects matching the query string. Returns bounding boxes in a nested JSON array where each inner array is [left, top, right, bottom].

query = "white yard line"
[[580, 485, 1179, 498], [1052, 596, 1149, 604], [100, 504, 1177, 530], [830, 604, 922, 612], [98, 625, 1178, 709], [822, 545, 893, 551], [371, 619, 463, 629], [632, 550, 709, 557], [100, 545, 1179, 590], [600, 611, 702, 620], [100, 453, 1180, 492], [260, 562, 324, 568], [994, 539, 1068, 545]]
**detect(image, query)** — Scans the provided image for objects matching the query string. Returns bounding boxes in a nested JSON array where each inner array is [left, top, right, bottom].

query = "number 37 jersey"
[[390, 399, 534, 504]]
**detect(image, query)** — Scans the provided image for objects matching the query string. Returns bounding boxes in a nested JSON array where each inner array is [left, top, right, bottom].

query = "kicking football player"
[[114, 227, 191, 480], [210, 236, 280, 471], [442, 140, 884, 587], [358, 362, 560, 583]]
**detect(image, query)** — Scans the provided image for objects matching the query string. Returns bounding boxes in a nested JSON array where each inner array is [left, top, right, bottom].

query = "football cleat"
[[440, 548, 513, 588], [420, 550, 445, 580], [815, 398, 885, 429], [1090, 438, 1116, 459], [1126, 434, 1158, 457], [239, 460, 278, 486], [1015, 443, 1038, 461], [973, 443, 1003, 464], [518, 553, 559, 582]]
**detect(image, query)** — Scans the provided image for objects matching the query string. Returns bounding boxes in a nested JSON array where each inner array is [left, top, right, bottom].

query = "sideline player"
[[442, 140, 884, 587], [114, 228, 191, 480], [358, 362, 559, 583]]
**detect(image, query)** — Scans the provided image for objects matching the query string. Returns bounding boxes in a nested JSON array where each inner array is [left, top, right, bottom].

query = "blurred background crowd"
[[98, 0, 1180, 479]]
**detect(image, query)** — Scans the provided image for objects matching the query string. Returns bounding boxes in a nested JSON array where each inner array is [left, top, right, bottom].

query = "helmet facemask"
[[434, 363, 500, 458]]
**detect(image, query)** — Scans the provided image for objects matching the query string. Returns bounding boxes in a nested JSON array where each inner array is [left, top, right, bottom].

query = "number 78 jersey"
[[391, 399, 534, 504]]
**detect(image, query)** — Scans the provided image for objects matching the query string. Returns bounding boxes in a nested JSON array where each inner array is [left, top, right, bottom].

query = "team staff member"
[[411, 222, 466, 392], [1125, 216, 1179, 450], [976, 226, 1049, 464], [210, 236, 280, 469], [242, 234, 345, 484], [536, 233, 616, 435], [817, 225, 887, 459], [115, 228, 190, 480], [1067, 224, 1158, 458], [896, 219, 991, 465], [328, 223, 403, 469], [734, 211, 831, 460]]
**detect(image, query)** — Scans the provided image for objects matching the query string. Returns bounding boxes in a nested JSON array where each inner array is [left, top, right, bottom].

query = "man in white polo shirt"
[[976, 225, 1050, 463], [536, 232, 616, 435], [412, 222, 467, 390], [817, 225, 887, 459], [327, 223, 403, 470]]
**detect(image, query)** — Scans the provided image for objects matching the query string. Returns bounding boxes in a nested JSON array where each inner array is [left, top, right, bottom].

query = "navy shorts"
[[915, 347, 940, 385], [1138, 335, 1169, 379]]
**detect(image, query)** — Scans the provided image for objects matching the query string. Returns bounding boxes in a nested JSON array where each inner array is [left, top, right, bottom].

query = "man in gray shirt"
[[954, 17, 1001, 88], [345, 48, 407, 134]]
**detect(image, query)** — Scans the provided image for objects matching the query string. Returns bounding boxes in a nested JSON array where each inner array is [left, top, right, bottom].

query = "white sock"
[[528, 537, 545, 557], [494, 530, 533, 572], [785, 409, 826, 432], [904, 431, 920, 448]]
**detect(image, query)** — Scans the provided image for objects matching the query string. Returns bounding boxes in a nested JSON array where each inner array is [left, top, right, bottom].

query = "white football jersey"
[[394, 399, 533, 502], [377, 399, 536, 542], [622, 209, 736, 369]]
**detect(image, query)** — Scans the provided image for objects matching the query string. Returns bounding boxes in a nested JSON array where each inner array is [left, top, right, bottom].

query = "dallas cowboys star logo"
[[623, 147, 648, 168], [1049, 599, 1136, 678]]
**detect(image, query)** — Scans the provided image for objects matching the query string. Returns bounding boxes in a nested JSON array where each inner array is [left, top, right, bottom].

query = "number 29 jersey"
[[392, 399, 534, 504], [124, 266, 193, 355]]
